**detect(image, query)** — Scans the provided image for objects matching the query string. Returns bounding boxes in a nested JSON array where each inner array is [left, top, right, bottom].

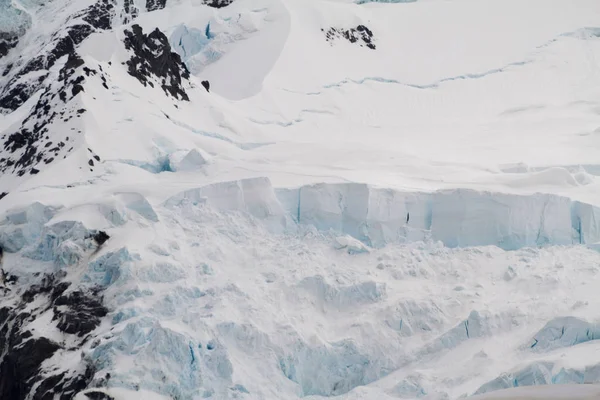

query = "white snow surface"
[[1, 0, 600, 398]]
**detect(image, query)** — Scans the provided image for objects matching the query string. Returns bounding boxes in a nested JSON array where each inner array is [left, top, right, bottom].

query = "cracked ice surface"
[[6, 194, 599, 400], [4, 178, 600, 399]]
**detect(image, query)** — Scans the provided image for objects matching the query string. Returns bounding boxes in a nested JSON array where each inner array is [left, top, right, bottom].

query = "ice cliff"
[[168, 178, 600, 250]]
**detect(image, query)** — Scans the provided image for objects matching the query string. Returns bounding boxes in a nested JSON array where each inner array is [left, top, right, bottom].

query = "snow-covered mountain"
[[1, 0, 600, 399]]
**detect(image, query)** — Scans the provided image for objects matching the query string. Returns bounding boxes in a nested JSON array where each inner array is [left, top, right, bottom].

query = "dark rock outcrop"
[[0, 274, 107, 399], [79, 0, 116, 30], [0, 22, 97, 113], [201, 80, 210, 92], [324, 25, 376, 50], [202, 0, 234, 7], [0, 33, 19, 59], [146, 0, 167, 11], [123, 24, 190, 100], [0, 51, 85, 178], [85, 391, 115, 400], [92, 231, 110, 246], [0, 335, 61, 400], [53, 288, 108, 336]]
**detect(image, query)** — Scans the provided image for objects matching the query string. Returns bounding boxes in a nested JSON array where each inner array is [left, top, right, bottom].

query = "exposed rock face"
[[0, 275, 107, 399], [202, 0, 235, 7], [146, 0, 234, 10], [54, 287, 108, 336], [0, 52, 85, 178], [0, 33, 19, 59], [0, 0, 118, 185], [146, 0, 167, 12], [123, 24, 191, 101], [85, 391, 116, 400], [324, 25, 376, 49], [77, 0, 116, 31]]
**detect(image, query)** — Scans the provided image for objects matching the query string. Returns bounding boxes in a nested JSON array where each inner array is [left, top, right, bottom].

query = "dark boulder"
[[93, 231, 110, 246]]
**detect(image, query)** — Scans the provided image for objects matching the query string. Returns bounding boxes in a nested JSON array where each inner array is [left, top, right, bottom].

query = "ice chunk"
[[508, 361, 553, 387], [0, 202, 60, 251], [475, 362, 554, 395], [170, 24, 210, 62], [334, 235, 370, 254], [298, 275, 385, 312], [529, 317, 600, 352], [89, 318, 232, 399], [390, 375, 428, 398], [573, 167, 594, 186], [23, 221, 96, 266], [0, 225, 26, 252], [279, 338, 393, 397], [98, 203, 127, 226], [552, 368, 585, 384], [168, 148, 211, 172], [86, 247, 138, 287], [112, 308, 141, 325], [430, 310, 520, 352], [118, 157, 173, 174], [165, 177, 290, 232], [55, 240, 84, 268], [383, 299, 447, 336], [504, 266, 517, 281], [115, 192, 159, 222]]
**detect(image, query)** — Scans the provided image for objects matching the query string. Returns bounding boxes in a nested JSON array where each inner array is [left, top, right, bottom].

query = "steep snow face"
[[1, 0, 600, 399]]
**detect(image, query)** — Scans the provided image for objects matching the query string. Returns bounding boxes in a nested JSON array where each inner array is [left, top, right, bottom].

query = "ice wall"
[[276, 183, 600, 250], [167, 179, 600, 250], [431, 190, 573, 250]]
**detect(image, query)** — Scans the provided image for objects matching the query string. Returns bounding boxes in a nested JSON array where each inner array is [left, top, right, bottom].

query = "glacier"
[[2, 183, 600, 399], [0, 0, 600, 399]]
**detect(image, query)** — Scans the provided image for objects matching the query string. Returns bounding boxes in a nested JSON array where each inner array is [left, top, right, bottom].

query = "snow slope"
[[0, 0, 600, 399]]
